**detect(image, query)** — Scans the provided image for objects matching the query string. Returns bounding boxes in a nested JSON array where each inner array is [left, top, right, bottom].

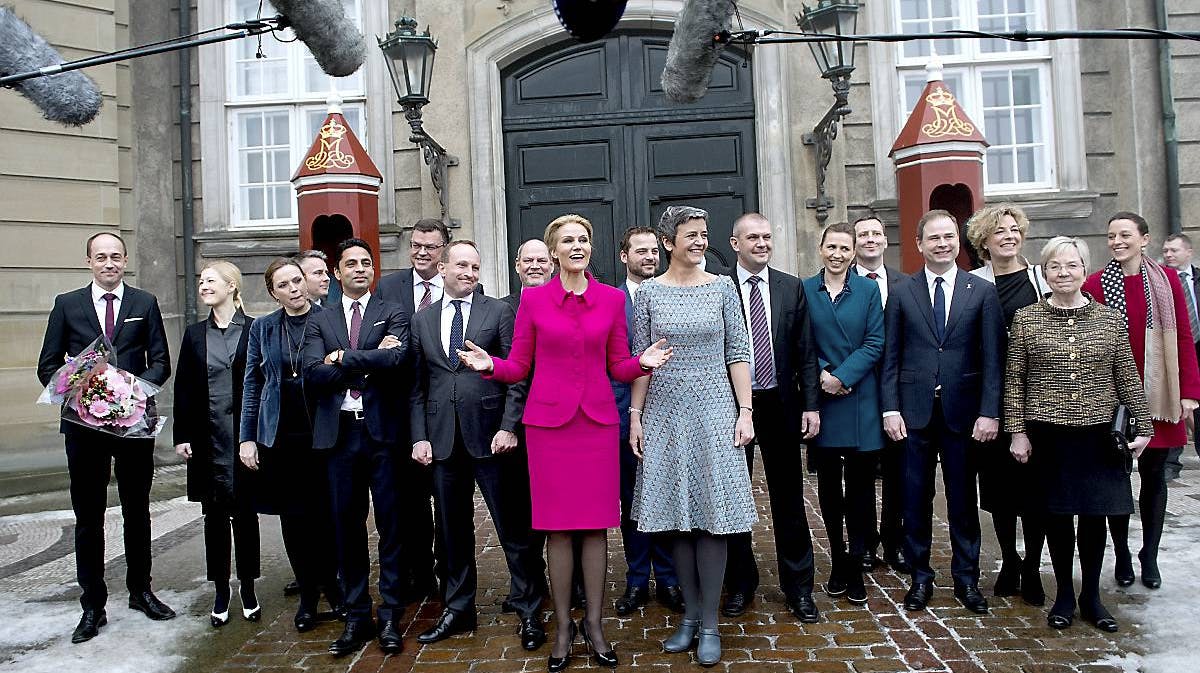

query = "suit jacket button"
[[938, 347, 944, 353]]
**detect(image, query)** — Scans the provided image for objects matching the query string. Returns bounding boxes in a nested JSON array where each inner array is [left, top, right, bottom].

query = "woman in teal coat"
[[802, 222, 885, 605]]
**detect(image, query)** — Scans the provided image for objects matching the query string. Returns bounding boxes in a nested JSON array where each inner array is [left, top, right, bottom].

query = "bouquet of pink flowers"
[[37, 335, 166, 438]]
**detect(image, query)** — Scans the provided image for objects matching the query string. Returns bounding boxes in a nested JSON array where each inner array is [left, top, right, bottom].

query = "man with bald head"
[[37, 232, 175, 643], [502, 239, 553, 313], [722, 212, 823, 623]]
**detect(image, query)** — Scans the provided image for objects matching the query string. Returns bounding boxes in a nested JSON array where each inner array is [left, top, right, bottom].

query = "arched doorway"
[[500, 31, 758, 286]]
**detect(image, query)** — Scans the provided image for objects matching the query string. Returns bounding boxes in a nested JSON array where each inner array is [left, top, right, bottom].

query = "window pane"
[[984, 110, 1012, 145], [1013, 108, 1037, 144], [241, 150, 264, 184], [1012, 69, 1039, 105], [270, 149, 291, 182], [901, 0, 924, 20], [982, 72, 1010, 106], [244, 187, 265, 220], [1016, 147, 1039, 183], [987, 151, 1014, 185], [272, 186, 293, 219]]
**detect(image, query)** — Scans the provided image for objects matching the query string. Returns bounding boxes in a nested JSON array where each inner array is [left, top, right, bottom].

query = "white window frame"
[[196, 0, 395, 233], [869, 0, 1086, 200]]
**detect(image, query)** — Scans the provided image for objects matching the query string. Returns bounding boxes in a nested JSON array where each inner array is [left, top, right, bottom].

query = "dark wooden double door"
[[502, 31, 758, 286]]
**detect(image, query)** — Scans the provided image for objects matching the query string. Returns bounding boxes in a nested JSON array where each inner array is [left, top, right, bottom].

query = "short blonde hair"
[[1039, 235, 1091, 272], [202, 260, 244, 311], [965, 203, 1030, 261], [544, 214, 594, 251]]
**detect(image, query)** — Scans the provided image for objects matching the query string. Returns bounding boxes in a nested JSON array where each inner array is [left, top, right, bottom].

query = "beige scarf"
[[1103, 257, 1181, 422]]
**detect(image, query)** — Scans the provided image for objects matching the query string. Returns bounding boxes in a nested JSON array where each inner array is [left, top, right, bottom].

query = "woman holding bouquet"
[[174, 261, 259, 626], [239, 258, 343, 632]]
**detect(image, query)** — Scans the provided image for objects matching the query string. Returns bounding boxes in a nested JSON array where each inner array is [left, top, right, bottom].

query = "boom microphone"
[[0, 6, 102, 126], [661, 0, 736, 105], [267, 0, 366, 78]]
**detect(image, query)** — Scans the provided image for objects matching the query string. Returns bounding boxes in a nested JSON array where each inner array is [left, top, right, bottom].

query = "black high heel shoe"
[[1114, 549, 1135, 587], [1080, 601, 1119, 633], [548, 620, 576, 673], [581, 620, 618, 668]]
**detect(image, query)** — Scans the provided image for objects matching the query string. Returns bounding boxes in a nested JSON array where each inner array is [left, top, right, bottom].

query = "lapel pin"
[[966, 283, 973, 289]]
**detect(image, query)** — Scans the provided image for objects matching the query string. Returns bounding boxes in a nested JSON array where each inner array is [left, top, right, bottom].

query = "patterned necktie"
[[418, 281, 433, 311], [348, 301, 362, 399], [102, 293, 116, 340], [933, 277, 946, 343], [1181, 271, 1200, 344], [448, 300, 464, 363], [866, 272, 879, 280], [746, 276, 776, 388]]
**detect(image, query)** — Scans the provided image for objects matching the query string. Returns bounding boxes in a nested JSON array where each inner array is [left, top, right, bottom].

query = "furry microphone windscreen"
[[267, 0, 366, 78], [0, 6, 103, 126], [661, 0, 736, 105]]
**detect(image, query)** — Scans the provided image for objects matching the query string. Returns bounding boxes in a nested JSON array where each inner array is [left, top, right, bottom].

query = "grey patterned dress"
[[630, 275, 757, 534]]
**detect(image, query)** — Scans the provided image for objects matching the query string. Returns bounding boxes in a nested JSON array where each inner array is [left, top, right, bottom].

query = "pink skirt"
[[525, 410, 620, 531]]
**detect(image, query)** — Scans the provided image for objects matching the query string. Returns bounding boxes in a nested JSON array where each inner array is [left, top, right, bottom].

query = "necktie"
[[933, 277, 946, 343], [746, 276, 776, 388], [102, 293, 116, 341], [867, 272, 879, 280], [448, 300, 464, 363], [349, 301, 362, 399], [1181, 271, 1200, 344], [418, 281, 433, 311]]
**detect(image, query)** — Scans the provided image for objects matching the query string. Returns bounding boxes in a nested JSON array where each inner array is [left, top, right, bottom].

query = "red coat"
[[1082, 267, 1200, 448], [488, 273, 646, 428]]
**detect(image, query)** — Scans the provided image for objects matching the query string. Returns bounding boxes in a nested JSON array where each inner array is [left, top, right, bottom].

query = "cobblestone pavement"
[[2, 457, 1197, 673]]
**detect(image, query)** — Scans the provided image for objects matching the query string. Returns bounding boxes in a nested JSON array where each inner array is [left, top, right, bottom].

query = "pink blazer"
[[488, 273, 646, 428]]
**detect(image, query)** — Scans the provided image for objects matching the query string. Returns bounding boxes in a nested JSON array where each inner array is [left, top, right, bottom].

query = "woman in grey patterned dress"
[[629, 206, 756, 667]]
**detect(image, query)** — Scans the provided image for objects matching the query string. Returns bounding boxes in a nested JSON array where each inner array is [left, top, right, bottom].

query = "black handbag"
[[1110, 404, 1137, 475]]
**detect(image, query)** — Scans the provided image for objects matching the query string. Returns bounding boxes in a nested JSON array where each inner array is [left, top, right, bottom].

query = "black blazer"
[[173, 312, 253, 503], [410, 295, 521, 459], [727, 266, 822, 419], [880, 269, 1004, 434], [375, 268, 485, 317], [240, 303, 322, 448], [37, 285, 171, 434], [302, 296, 410, 449]]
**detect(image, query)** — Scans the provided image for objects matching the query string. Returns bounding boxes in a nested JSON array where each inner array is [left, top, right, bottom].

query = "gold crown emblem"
[[925, 86, 955, 107], [318, 118, 348, 140], [921, 85, 974, 138]]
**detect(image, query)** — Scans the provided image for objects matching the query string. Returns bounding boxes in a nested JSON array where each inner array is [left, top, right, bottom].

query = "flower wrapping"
[[37, 335, 167, 438]]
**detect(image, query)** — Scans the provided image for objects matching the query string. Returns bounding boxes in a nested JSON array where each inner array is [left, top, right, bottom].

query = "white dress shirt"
[[91, 282, 125, 333], [339, 292, 371, 411], [854, 262, 889, 307], [924, 265, 958, 328], [413, 269, 444, 311], [440, 292, 474, 358], [625, 278, 641, 299], [736, 264, 773, 390]]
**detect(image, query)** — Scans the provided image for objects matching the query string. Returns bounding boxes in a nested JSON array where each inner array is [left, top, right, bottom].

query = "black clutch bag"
[[1110, 404, 1137, 474]]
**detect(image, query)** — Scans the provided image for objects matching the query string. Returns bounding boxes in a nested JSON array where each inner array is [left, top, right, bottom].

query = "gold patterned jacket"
[[1004, 298, 1153, 436]]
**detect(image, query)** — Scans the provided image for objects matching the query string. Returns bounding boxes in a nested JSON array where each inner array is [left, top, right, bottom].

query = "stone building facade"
[[2, 0, 1197, 481]]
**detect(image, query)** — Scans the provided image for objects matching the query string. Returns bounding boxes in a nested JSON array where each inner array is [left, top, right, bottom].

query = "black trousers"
[[65, 430, 154, 611], [811, 448, 878, 561], [399, 456, 439, 595], [278, 448, 339, 606], [725, 388, 816, 599], [902, 401, 982, 586], [203, 501, 260, 582], [873, 437, 907, 557], [432, 424, 542, 619], [327, 414, 406, 624]]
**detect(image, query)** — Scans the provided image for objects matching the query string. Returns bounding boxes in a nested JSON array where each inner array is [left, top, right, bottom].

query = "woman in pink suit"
[[460, 214, 671, 671]]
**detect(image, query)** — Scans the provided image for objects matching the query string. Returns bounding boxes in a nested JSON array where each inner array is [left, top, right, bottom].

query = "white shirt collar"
[[736, 264, 769, 285], [854, 261, 885, 277], [625, 278, 641, 297], [413, 268, 443, 289], [91, 282, 125, 302], [341, 291, 371, 312], [925, 265, 958, 289]]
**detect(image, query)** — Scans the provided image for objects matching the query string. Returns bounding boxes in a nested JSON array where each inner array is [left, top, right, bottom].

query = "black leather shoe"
[[520, 617, 547, 651], [787, 594, 820, 623], [1047, 613, 1073, 629], [824, 574, 848, 597], [614, 585, 648, 616], [954, 583, 989, 614], [1080, 604, 1119, 633], [993, 562, 1021, 597], [861, 551, 883, 571], [502, 598, 516, 614], [721, 591, 751, 617], [283, 579, 301, 596], [378, 619, 404, 654], [903, 582, 934, 611], [329, 620, 374, 656], [581, 620, 618, 668], [1114, 549, 1135, 587], [128, 591, 176, 620], [1021, 564, 1046, 606], [294, 606, 318, 633], [845, 569, 868, 605], [656, 584, 686, 613], [71, 609, 107, 644], [1139, 550, 1162, 589], [884, 548, 912, 575], [417, 609, 477, 644]]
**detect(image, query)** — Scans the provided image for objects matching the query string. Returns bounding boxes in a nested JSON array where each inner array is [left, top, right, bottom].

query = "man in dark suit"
[[373, 218, 450, 601], [881, 210, 1004, 614], [297, 249, 332, 307], [303, 238, 411, 656], [36, 232, 175, 643], [1162, 233, 1200, 471], [611, 227, 684, 615], [409, 241, 546, 650], [852, 215, 911, 575], [722, 213, 823, 623]]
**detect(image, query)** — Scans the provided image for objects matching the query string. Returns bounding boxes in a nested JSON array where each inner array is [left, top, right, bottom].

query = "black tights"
[[992, 511, 1045, 571], [548, 530, 607, 658], [1109, 449, 1169, 566], [1045, 514, 1107, 616], [672, 532, 727, 630]]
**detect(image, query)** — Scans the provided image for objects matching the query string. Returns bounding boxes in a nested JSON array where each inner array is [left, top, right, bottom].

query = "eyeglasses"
[[410, 242, 446, 253]]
